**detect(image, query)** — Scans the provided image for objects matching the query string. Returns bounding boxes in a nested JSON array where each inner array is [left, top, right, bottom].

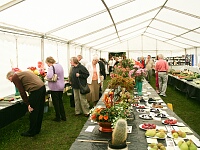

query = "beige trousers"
[[73, 89, 90, 115]]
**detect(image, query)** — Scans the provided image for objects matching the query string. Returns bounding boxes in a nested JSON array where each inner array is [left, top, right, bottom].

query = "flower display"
[[108, 75, 135, 92], [120, 58, 135, 69], [12, 67, 21, 72], [129, 65, 147, 82], [90, 102, 130, 128], [27, 66, 46, 82], [113, 66, 131, 78]]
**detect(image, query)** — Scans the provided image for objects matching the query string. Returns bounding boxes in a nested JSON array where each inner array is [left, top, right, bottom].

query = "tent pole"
[[195, 47, 197, 66], [67, 43, 70, 75], [15, 37, 18, 68], [41, 38, 44, 63]]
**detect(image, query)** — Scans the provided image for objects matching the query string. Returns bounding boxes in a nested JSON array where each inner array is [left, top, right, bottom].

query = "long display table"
[[168, 74, 200, 100], [0, 97, 27, 129], [69, 81, 200, 150]]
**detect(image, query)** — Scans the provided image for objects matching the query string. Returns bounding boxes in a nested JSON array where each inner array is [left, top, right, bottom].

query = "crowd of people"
[[6, 53, 169, 137]]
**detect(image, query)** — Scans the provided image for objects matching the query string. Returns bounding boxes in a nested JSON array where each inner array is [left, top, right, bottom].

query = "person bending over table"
[[6, 70, 46, 137]]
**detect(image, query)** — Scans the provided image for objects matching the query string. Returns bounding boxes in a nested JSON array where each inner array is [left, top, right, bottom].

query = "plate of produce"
[[162, 119, 177, 125], [148, 98, 156, 103], [176, 139, 198, 150], [147, 143, 166, 150], [139, 114, 153, 120], [150, 108, 160, 113], [154, 113, 168, 118], [145, 129, 167, 139], [151, 103, 164, 108], [167, 130, 187, 139], [139, 123, 156, 130], [136, 109, 147, 113], [136, 105, 146, 109]]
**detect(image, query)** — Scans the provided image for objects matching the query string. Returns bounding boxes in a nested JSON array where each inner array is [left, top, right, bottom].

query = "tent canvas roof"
[[0, 0, 199, 52]]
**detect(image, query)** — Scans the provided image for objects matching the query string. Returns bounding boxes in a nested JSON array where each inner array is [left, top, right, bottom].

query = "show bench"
[[69, 81, 200, 150], [168, 74, 200, 100]]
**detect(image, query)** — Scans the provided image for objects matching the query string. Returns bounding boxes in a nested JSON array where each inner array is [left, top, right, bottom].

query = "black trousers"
[[51, 91, 66, 120], [28, 85, 46, 135]]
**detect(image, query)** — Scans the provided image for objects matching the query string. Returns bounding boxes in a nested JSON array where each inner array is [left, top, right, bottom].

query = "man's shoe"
[[21, 132, 35, 137], [75, 114, 81, 116], [52, 118, 61, 122], [84, 114, 89, 117], [61, 118, 67, 121]]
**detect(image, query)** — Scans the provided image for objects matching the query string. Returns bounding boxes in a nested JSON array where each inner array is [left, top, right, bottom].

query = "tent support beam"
[[46, 0, 134, 35], [83, 19, 151, 46], [69, 7, 160, 43], [0, 0, 25, 12], [101, 0, 120, 41]]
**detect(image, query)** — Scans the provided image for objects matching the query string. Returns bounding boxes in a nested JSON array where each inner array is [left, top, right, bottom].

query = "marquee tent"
[[0, 0, 200, 97]]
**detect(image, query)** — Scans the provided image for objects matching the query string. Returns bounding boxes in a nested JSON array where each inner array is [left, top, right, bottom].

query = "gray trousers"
[[158, 72, 168, 95], [73, 89, 90, 115], [146, 69, 152, 82]]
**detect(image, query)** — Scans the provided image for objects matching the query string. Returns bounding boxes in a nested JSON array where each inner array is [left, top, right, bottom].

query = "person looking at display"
[[6, 70, 46, 137], [45, 56, 66, 122]]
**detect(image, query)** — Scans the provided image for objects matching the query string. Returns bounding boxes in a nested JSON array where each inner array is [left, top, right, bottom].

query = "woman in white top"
[[85, 55, 101, 107]]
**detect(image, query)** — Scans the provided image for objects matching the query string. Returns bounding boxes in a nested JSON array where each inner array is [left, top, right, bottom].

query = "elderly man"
[[155, 54, 169, 97], [6, 70, 46, 137]]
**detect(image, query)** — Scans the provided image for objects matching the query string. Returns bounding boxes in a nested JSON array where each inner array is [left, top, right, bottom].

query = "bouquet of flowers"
[[27, 66, 46, 82], [129, 65, 147, 82]]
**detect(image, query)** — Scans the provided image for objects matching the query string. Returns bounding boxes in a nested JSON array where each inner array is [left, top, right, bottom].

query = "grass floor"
[[0, 76, 200, 150]]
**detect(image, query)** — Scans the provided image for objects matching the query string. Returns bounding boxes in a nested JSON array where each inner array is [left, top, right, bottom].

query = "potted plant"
[[90, 102, 130, 132], [108, 119, 128, 150]]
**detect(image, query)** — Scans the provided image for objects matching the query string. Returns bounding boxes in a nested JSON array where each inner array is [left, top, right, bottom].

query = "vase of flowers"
[[129, 65, 147, 96], [137, 81, 143, 96]]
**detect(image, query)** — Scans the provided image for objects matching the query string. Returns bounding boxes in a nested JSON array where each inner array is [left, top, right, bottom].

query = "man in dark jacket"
[[6, 70, 46, 137], [98, 58, 106, 80]]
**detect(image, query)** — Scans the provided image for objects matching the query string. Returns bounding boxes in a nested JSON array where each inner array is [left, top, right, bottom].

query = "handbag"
[[47, 65, 58, 82], [78, 78, 90, 94]]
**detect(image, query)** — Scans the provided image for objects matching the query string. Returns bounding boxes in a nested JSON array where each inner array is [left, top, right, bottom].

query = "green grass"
[[0, 76, 200, 150], [0, 94, 88, 150]]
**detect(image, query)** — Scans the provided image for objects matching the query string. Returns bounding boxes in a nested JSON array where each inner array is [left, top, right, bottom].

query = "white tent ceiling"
[[0, 0, 200, 52]]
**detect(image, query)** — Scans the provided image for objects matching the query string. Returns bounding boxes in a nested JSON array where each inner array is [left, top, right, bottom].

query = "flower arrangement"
[[12, 67, 21, 72], [27, 66, 46, 82], [129, 65, 147, 82], [113, 66, 131, 78], [90, 102, 130, 127], [108, 75, 135, 92], [119, 58, 135, 69]]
